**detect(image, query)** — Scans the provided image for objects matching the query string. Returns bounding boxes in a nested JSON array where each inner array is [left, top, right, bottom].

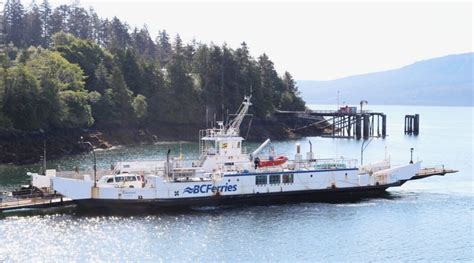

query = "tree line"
[[0, 0, 305, 131]]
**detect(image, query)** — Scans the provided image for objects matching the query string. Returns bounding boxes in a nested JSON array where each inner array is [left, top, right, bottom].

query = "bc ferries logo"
[[183, 183, 237, 194]]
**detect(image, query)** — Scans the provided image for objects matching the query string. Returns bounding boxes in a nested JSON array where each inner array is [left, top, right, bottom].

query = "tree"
[[257, 53, 280, 117], [3, 65, 42, 130], [68, 5, 90, 39], [280, 71, 305, 111], [156, 30, 172, 66], [0, 0, 306, 131], [118, 48, 142, 94], [39, 0, 52, 47], [24, 1, 43, 47], [110, 66, 134, 122], [107, 17, 129, 51], [131, 26, 156, 60], [23, 47, 87, 128], [164, 34, 201, 123], [4, 0, 26, 47], [26, 47, 85, 91], [52, 32, 109, 91], [59, 90, 94, 128], [132, 94, 147, 120]]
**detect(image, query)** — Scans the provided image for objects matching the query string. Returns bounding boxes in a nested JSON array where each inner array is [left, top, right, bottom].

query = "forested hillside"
[[0, 0, 305, 132]]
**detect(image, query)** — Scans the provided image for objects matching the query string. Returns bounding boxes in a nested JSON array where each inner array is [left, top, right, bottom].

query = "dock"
[[275, 109, 387, 139]]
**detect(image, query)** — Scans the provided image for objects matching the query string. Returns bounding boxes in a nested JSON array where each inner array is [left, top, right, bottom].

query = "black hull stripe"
[[76, 181, 404, 209]]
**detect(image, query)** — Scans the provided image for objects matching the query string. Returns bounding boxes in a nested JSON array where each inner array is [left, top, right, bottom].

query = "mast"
[[225, 96, 251, 136]]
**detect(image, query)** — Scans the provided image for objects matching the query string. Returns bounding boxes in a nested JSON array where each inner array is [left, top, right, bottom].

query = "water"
[[0, 105, 472, 261]]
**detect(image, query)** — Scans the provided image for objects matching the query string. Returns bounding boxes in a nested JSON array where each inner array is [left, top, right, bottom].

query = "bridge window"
[[115, 176, 124, 182], [256, 175, 267, 185], [283, 174, 294, 184]]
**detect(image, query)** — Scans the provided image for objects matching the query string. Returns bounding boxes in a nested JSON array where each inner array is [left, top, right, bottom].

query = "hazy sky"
[[47, 1, 472, 80]]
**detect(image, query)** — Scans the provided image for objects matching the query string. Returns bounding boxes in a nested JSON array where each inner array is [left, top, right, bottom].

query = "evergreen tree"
[[4, 0, 26, 47], [107, 17, 129, 51], [49, 4, 69, 36], [166, 34, 200, 123], [24, 1, 43, 47], [0, 0, 305, 131], [110, 66, 134, 122], [156, 30, 171, 66], [68, 4, 90, 39], [39, 0, 52, 47]]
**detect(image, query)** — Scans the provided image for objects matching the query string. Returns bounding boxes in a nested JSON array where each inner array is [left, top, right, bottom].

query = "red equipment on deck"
[[258, 156, 288, 167]]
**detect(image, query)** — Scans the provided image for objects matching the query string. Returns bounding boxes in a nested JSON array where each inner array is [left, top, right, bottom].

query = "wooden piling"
[[404, 114, 419, 135], [356, 115, 362, 140], [414, 114, 419, 135], [363, 114, 370, 139], [382, 114, 387, 138]]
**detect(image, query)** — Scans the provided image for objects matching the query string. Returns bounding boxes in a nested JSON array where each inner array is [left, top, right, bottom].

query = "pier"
[[275, 109, 387, 139]]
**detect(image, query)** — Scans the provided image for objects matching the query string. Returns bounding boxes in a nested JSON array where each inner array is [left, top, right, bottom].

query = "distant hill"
[[298, 53, 473, 106]]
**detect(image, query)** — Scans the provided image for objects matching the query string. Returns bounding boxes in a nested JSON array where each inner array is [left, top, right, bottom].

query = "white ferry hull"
[[51, 162, 421, 211]]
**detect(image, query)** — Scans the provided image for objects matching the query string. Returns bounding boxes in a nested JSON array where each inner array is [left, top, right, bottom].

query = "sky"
[[46, 0, 472, 80]]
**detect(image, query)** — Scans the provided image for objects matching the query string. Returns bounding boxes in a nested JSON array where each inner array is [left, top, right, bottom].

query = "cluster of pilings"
[[405, 114, 419, 135], [331, 113, 386, 139]]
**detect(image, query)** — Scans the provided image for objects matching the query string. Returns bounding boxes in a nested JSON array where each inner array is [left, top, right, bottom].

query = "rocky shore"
[[0, 117, 328, 165]]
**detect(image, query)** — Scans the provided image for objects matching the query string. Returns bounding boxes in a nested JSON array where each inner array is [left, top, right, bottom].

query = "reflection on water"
[[0, 105, 472, 261]]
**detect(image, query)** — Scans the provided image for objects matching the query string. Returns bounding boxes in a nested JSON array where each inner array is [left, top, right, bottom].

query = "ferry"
[[28, 97, 448, 210]]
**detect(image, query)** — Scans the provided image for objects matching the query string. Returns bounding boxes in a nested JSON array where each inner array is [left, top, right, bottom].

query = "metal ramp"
[[412, 166, 458, 180]]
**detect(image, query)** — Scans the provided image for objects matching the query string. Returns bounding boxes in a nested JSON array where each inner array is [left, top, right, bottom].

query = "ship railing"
[[292, 158, 358, 170], [56, 170, 115, 180]]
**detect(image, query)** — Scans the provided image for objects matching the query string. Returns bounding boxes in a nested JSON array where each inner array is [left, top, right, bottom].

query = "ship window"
[[125, 176, 137, 181], [269, 174, 280, 184], [283, 174, 294, 184], [256, 175, 267, 185], [237, 142, 241, 148]]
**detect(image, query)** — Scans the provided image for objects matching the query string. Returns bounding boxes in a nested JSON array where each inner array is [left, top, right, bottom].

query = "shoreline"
[[0, 118, 328, 165]]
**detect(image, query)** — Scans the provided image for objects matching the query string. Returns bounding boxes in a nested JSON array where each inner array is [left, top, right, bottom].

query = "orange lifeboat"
[[258, 156, 288, 167]]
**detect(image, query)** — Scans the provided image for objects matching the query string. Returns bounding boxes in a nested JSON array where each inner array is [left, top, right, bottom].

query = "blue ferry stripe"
[[223, 168, 358, 177]]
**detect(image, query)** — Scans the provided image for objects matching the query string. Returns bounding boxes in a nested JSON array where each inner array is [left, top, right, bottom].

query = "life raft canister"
[[258, 156, 288, 167]]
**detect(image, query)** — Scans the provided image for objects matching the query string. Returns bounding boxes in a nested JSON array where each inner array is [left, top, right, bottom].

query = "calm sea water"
[[0, 105, 472, 262]]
